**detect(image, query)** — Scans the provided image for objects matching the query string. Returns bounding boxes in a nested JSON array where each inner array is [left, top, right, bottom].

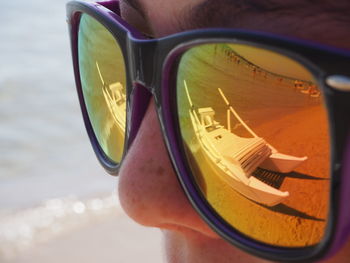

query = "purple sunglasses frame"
[[66, 0, 350, 261]]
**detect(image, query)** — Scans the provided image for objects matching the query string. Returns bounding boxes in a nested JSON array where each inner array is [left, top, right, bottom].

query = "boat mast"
[[96, 61, 105, 86], [184, 80, 194, 108]]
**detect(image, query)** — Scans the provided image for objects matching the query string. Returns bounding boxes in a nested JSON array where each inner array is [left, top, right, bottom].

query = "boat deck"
[[206, 127, 271, 174]]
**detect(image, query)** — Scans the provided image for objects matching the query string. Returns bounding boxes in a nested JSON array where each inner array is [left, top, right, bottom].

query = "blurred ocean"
[[0, 0, 126, 260]]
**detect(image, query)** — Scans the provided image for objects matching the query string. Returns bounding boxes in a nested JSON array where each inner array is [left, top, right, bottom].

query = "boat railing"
[[184, 80, 223, 163], [184, 80, 254, 183], [218, 88, 259, 138], [96, 61, 126, 131], [197, 125, 223, 162]]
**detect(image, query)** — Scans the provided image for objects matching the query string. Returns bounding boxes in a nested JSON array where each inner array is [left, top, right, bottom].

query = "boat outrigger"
[[183, 80, 307, 206], [96, 62, 126, 133]]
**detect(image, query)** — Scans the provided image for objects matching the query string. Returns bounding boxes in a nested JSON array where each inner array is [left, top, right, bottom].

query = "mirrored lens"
[[176, 43, 330, 247], [78, 14, 127, 163]]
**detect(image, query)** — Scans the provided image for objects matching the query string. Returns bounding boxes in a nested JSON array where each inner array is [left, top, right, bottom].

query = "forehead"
[[123, 0, 350, 49]]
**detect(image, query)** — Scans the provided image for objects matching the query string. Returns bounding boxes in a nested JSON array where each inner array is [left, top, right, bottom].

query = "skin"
[[117, 0, 350, 262]]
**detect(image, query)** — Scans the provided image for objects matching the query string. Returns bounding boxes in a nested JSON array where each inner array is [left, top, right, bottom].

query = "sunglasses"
[[66, 0, 350, 261]]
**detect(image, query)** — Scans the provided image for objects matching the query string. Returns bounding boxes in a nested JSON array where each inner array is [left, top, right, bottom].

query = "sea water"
[[0, 0, 118, 259]]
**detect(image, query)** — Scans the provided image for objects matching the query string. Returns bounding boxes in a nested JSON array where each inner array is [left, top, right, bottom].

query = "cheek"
[[118, 125, 170, 225], [118, 100, 219, 239], [163, 230, 268, 263]]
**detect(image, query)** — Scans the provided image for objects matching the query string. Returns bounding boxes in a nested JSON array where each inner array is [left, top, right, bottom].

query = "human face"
[[115, 0, 350, 262], [67, 2, 339, 262]]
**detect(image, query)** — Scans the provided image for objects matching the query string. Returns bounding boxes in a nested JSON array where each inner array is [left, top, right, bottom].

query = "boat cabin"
[[198, 107, 220, 130], [109, 82, 126, 105]]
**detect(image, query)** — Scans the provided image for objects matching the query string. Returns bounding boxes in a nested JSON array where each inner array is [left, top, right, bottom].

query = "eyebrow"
[[121, 0, 292, 29], [122, 0, 350, 36], [180, 0, 290, 30], [121, 0, 290, 36], [181, 0, 350, 30], [122, 0, 255, 31]]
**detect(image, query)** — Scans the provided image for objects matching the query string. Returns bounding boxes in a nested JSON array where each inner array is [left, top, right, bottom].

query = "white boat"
[[184, 80, 307, 206], [96, 62, 126, 132]]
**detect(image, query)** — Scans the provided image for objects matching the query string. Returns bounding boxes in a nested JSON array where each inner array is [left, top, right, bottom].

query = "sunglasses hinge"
[[127, 38, 157, 91]]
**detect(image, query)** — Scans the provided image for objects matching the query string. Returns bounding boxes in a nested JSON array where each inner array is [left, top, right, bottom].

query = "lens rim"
[[67, 1, 147, 173], [78, 13, 128, 164], [66, 1, 350, 261], [159, 39, 350, 261], [170, 40, 331, 245]]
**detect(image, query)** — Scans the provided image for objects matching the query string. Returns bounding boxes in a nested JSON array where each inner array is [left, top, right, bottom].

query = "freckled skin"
[[117, 0, 350, 262], [118, 100, 266, 262], [119, 99, 217, 238]]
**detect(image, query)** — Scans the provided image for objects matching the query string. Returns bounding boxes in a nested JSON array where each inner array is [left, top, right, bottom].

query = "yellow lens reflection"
[[78, 14, 127, 163], [177, 43, 329, 247]]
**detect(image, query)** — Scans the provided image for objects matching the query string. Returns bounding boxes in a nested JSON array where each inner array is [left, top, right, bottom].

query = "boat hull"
[[189, 111, 289, 206]]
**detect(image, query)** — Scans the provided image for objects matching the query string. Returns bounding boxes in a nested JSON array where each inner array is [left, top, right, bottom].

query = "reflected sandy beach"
[[177, 43, 329, 246], [193, 104, 329, 246]]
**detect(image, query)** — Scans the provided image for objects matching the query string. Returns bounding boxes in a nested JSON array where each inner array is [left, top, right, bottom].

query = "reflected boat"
[[184, 80, 307, 206], [96, 62, 126, 133]]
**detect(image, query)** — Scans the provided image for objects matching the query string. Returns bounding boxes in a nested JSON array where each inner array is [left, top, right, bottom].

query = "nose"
[[118, 98, 217, 237]]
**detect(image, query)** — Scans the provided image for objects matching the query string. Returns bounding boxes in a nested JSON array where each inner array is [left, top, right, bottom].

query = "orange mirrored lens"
[[176, 43, 330, 247], [78, 14, 127, 163]]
